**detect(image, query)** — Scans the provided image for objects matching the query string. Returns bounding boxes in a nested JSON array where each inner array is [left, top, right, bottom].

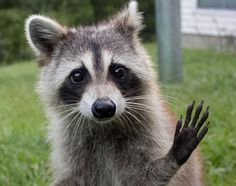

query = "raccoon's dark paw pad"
[[172, 101, 209, 165]]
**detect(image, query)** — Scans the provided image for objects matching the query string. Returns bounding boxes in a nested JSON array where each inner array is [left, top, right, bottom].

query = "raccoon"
[[25, 1, 209, 186]]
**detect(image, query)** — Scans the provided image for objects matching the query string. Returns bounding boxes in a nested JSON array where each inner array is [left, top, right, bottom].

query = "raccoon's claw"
[[171, 101, 209, 165]]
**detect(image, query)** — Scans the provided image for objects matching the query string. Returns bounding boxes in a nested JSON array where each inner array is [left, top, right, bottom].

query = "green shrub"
[[0, 9, 32, 65], [0, 0, 94, 65], [0, 0, 155, 65]]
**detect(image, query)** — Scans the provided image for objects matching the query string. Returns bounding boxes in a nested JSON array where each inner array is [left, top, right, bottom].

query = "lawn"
[[0, 43, 236, 185]]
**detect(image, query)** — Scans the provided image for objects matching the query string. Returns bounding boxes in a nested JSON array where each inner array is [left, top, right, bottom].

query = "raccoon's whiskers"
[[124, 109, 144, 135], [71, 115, 85, 147], [65, 110, 81, 130], [117, 116, 125, 131], [126, 101, 152, 109], [125, 96, 150, 100], [124, 86, 144, 97], [124, 109, 151, 136], [57, 107, 77, 115], [126, 106, 154, 116], [125, 96, 149, 102], [56, 103, 78, 108], [119, 114, 133, 137], [161, 99, 179, 111], [126, 102, 153, 112], [57, 108, 78, 124], [123, 111, 139, 136], [125, 106, 151, 132], [125, 109, 142, 125], [159, 74, 183, 85], [159, 95, 184, 111], [160, 95, 184, 105]]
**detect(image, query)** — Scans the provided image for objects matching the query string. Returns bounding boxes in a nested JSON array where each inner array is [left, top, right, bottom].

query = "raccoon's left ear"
[[25, 15, 68, 57], [112, 1, 143, 38]]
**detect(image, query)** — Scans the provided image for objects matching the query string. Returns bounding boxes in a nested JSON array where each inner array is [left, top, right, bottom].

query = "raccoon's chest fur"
[[60, 122, 156, 186]]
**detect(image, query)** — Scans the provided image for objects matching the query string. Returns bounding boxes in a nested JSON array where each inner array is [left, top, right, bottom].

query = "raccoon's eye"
[[70, 70, 84, 84], [113, 67, 126, 79]]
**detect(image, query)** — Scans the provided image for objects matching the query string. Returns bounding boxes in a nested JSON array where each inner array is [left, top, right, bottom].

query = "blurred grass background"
[[0, 43, 236, 185]]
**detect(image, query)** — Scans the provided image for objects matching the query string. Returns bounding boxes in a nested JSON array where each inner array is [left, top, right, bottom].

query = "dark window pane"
[[198, 0, 224, 9], [225, 0, 236, 9]]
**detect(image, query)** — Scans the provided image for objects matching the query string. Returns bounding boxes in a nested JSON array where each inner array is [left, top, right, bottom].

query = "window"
[[198, 0, 236, 10]]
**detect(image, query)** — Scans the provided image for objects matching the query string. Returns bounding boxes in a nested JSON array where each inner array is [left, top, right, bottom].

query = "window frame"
[[197, 0, 236, 11]]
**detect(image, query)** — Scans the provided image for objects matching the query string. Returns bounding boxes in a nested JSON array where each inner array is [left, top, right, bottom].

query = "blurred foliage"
[[0, 0, 155, 64], [0, 9, 30, 64]]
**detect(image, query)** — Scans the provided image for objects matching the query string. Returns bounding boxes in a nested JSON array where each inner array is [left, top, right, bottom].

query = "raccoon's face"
[[25, 1, 153, 123]]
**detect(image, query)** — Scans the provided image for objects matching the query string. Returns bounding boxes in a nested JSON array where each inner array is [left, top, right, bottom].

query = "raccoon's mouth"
[[92, 117, 115, 124]]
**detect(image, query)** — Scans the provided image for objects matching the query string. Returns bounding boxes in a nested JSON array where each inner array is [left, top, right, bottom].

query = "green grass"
[[0, 62, 49, 185], [0, 44, 236, 185]]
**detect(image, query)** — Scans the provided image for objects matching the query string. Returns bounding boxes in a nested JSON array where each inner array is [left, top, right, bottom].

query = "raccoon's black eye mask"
[[59, 67, 91, 104], [110, 64, 127, 80], [59, 62, 143, 104], [109, 63, 142, 97]]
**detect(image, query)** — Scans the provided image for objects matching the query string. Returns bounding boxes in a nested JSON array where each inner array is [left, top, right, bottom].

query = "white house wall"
[[181, 0, 236, 37]]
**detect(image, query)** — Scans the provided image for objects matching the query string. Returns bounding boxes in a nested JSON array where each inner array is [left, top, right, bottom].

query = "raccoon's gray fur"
[[25, 1, 208, 186]]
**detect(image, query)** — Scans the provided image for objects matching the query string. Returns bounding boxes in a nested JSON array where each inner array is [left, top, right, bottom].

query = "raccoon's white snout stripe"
[[80, 52, 95, 79], [101, 50, 113, 78]]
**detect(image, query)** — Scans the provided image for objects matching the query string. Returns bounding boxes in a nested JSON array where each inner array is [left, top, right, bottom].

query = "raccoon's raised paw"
[[171, 101, 209, 165]]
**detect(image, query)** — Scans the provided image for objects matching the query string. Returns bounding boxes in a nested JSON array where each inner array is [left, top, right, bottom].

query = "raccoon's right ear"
[[25, 15, 67, 57], [112, 1, 143, 38]]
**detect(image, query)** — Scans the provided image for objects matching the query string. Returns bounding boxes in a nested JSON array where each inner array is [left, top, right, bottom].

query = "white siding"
[[181, 0, 236, 36]]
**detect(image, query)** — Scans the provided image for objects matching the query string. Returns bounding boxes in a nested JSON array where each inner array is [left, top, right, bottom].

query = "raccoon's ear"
[[113, 1, 143, 37], [25, 15, 67, 56]]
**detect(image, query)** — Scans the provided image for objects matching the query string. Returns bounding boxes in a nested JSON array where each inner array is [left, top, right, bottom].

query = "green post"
[[155, 0, 183, 83]]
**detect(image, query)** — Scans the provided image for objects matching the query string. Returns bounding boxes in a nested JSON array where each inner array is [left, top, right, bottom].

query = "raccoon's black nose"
[[92, 98, 116, 119]]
